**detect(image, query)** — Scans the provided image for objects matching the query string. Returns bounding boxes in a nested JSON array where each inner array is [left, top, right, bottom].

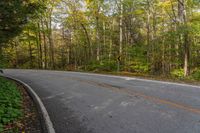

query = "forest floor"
[[0, 77, 42, 133]]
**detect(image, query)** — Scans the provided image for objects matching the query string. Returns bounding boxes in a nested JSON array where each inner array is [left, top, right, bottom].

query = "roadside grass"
[[0, 77, 23, 132]]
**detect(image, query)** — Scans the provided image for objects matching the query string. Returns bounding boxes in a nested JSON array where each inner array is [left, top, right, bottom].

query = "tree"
[[0, 0, 44, 45], [177, 0, 190, 76], [0, 0, 45, 68], [1, 0, 200, 79]]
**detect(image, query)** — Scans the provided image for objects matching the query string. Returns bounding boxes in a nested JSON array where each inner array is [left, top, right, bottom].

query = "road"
[[3, 69, 200, 133]]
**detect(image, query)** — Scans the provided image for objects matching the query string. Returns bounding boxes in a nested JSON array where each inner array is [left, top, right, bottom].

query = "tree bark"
[[37, 23, 43, 69], [178, 0, 190, 76], [41, 20, 48, 69], [119, 0, 123, 56]]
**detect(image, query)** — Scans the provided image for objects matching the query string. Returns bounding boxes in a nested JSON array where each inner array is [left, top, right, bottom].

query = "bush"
[[129, 62, 149, 73], [86, 60, 117, 72], [130, 65, 149, 73], [0, 77, 22, 132], [170, 69, 184, 79], [191, 69, 200, 80]]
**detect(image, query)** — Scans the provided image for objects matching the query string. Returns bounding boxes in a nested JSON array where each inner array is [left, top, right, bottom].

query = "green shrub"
[[0, 77, 23, 132], [86, 60, 117, 72], [191, 69, 200, 80], [130, 65, 149, 73], [170, 69, 184, 79], [129, 62, 149, 73]]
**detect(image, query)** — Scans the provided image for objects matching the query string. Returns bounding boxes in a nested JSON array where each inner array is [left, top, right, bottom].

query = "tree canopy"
[[0, 0, 44, 45]]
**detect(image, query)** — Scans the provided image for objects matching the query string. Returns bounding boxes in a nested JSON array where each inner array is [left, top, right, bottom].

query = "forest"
[[1, 0, 200, 80]]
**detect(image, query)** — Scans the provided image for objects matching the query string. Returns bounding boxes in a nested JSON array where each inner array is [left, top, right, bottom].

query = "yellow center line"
[[68, 77, 200, 115]]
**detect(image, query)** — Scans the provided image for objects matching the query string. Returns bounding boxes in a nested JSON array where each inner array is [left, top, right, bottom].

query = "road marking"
[[68, 77, 200, 115], [63, 71, 200, 89], [4, 70, 200, 115], [6, 69, 200, 88], [43, 92, 65, 100]]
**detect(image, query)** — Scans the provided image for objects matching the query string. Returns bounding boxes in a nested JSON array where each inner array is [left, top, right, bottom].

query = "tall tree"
[[178, 0, 190, 76]]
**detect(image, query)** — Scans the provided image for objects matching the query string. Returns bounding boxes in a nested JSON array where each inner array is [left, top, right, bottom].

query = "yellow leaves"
[[85, 0, 95, 7], [158, 0, 171, 8], [66, 9, 88, 26], [28, 0, 41, 4], [133, 9, 145, 15], [76, 11, 87, 22], [191, 12, 200, 22], [85, 0, 92, 4]]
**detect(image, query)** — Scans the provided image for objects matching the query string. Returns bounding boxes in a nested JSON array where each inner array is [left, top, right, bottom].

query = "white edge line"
[[4, 76, 56, 133], [4, 69, 200, 89], [62, 71, 200, 89]]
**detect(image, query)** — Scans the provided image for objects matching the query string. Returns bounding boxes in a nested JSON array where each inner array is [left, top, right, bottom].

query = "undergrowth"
[[0, 77, 22, 132]]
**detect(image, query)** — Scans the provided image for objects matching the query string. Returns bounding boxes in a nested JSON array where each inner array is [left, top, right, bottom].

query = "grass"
[[0, 77, 23, 132]]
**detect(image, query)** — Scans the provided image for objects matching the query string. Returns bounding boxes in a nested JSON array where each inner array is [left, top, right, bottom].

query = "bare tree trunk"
[[95, 1, 100, 62], [81, 23, 91, 60], [146, 0, 151, 71], [28, 41, 33, 68], [184, 33, 190, 76], [118, 0, 123, 72], [109, 20, 113, 62], [27, 29, 33, 68], [103, 21, 106, 57], [14, 41, 19, 68], [38, 23, 43, 69], [178, 0, 190, 76], [46, 16, 55, 70], [41, 20, 47, 69], [119, 0, 123, 56], [36, 35, 40, 68], [96, 16, 100, 62]]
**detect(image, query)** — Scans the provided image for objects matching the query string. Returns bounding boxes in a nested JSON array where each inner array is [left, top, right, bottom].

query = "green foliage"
[[128, 61, 149, 73], [0, 53, 9, 69], [1, 0, 200, 81], [170, 69, 185, 79], [86, 60, 117, 72], [191, 69, 200, 80], [0, 0, 45, 45], [0, 77, 22, 132]]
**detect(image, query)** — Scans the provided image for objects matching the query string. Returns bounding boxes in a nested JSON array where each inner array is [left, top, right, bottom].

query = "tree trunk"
[[119, 0, 123, 56], [146, 0, 151, 71], [178, 0, 190, 76], [41, 20, 48, 69], [96, 16, 100, 62], [81, 23, 91, 60], [109, 20, 113, 62], [37, 23, 43, 69], [46, 18, 55, 70], [28, 41, 33, 68]]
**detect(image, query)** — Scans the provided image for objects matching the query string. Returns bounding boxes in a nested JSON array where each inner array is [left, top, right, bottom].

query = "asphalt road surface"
[[3, 69, 200, 133]]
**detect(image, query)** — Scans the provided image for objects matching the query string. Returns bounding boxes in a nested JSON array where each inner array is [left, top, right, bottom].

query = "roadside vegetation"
[[0, 0, 44, 132], [0, 77, 22, 132]]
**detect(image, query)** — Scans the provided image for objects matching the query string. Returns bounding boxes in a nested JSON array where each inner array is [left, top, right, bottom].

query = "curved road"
[[3, 69, 200, 133]]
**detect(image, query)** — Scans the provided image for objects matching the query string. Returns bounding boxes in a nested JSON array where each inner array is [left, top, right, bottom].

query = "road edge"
[[4, 76, 56, 133], [65, 71, 200, 88]]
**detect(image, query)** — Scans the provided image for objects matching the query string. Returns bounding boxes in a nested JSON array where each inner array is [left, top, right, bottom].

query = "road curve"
[[3, 69, 200, 133]]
